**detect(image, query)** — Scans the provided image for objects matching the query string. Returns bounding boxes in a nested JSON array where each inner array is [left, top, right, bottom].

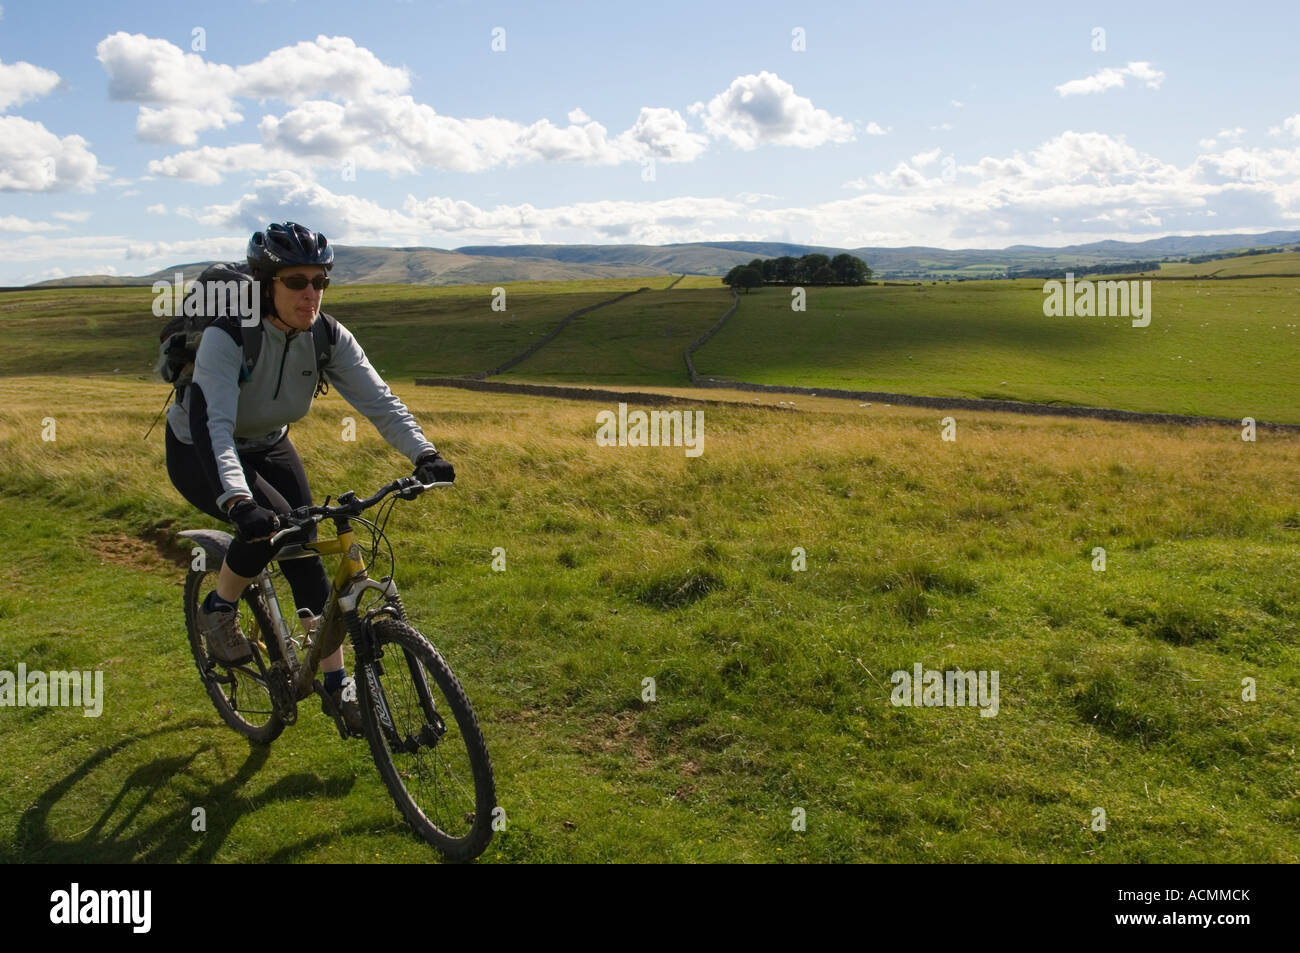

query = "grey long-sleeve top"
[[166, 312, 436, 510]]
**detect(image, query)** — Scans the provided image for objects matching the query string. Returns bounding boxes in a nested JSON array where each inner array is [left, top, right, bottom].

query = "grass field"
[[686, 280, 1300, 423], [1136, 251, 1300, 278], [0, 373, 1297, 863], [1, 270, 1297, 863], [6, 269, 1297, 422]]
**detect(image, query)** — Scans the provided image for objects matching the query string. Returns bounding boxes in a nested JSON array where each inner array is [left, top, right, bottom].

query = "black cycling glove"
[[227, 498, 280, 542], [414, 450, 454, 485]]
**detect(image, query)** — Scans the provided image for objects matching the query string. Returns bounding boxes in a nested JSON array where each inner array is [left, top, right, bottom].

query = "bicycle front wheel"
[[356, 616, 495, 861]]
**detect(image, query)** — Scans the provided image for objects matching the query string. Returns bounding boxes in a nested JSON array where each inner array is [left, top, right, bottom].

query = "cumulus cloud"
[[146, 143, 288, 186], [96, 32, 410, 145], [124, 236, 245, 261], [0, 215, 65, 231], [53, 210, 91, 222], [191, 171, 425, 239], [688, 71, 855, 149], [0, 115, 103, 191], [1056, 61, 1165, 96], [1199, 127, 1246, 150], [615, 107, 709, 162], [184, 170, 748, 247], [111, 36, 855, 185], [0, 58, 60, 111], [160, 94, 705, 183]]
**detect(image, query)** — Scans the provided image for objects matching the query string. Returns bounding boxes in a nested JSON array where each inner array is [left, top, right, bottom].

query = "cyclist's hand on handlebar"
[[414, 449, 454, 485], [228, 498, 280, 542]]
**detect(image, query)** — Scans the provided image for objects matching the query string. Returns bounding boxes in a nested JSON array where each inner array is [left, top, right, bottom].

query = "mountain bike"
[[179, 476, 495, 862]]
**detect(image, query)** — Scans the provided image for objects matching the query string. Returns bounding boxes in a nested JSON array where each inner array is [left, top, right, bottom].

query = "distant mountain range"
[[27, 230, 1300, 287]]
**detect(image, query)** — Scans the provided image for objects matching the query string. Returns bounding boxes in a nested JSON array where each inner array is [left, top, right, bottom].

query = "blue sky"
[[1, 0, 1298, 283]]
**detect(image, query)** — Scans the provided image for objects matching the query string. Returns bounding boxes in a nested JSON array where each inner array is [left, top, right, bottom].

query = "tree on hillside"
[[735, 266, 763, 293], [811, 264, 836, 285], [771, 256, 798, 283], [831, 253, 871, 284]]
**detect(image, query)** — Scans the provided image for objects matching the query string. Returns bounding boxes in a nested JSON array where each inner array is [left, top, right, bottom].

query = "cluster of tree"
[[1006, 260, 1161, 279], [722, 254, 872, 292]]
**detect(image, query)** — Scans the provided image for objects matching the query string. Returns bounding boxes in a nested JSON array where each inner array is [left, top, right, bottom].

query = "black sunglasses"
[[274, 274, 330, 291]]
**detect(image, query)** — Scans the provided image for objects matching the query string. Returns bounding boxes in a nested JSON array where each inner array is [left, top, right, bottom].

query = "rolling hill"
[[21, 230, 1300, 289]]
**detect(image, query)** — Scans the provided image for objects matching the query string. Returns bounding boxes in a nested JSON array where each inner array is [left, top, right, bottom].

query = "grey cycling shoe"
[[199, 595, 253, 666]]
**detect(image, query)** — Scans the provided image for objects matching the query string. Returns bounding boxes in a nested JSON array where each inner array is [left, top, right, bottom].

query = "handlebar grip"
[[270, 524, 302, 547]]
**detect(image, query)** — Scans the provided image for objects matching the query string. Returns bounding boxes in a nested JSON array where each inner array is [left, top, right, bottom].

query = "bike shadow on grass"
[[11, 719, 371, 863]]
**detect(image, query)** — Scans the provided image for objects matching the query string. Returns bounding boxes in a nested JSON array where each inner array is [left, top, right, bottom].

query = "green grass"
[[6, 274, 1297, 421], [497, 287, 731, 386], [690, 280, 1300, 422], [1137, 250, 1300, 278], [0, 376, 1297, 863]]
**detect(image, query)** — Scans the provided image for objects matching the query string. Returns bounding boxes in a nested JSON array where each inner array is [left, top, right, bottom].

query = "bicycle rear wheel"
[[356, 616, 495, 861], [184, 566, 285, 744]]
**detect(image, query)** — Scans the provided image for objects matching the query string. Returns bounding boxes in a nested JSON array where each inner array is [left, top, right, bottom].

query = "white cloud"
[[96, 32, 410, 145], [1056, 61, 1165, 96], [951, 100, 964, 108], [192, 171, 425, 239], [53, 210, 91, 222], [615, 106, 708, 162], [161, 96, 706, 183], [0, 115, 103, 191], [137, 105, 245, 146], [0, 215, 65, 231], [185, 170, 750, 247], [872, 162, 936, 189], [146, 203, 167, 215], [124, 236, 245, 261], [864, 122, 888, 136], [1200, 127, 1246, 150], [688, 71, 854, 149], [1281, 115, 1300, 138], [0, 58, 60, 111], [911, 148, 941, 168], [146, 143, 286, 186], [118, 38, 858, 185]]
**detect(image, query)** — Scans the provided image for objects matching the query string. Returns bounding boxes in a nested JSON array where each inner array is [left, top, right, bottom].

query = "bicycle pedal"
[[314, 682, 355, 740]]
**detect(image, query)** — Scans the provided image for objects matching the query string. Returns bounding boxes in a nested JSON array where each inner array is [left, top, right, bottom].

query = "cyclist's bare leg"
[[215, 558, 345, 671], [216, 561, 256, 603]]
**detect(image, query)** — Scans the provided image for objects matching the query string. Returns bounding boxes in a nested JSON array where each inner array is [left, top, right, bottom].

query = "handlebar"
[[267, 477, 452, 547]]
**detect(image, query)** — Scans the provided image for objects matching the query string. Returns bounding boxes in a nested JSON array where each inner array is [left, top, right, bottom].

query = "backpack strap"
[[239, 319, 262, 384], [310, 312, 338, 396]]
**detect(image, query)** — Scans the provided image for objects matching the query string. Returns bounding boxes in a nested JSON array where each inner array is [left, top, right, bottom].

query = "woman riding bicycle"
[[165, 221, 453, 733]]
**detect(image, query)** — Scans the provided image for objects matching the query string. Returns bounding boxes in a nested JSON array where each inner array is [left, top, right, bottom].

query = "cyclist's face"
[[271, 265, 327, 332]]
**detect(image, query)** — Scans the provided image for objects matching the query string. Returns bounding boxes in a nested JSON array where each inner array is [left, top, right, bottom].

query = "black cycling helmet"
[[247, 221, 334, 280]]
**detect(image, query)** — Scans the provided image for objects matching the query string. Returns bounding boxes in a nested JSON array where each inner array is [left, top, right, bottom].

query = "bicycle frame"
[[270, 520, 402, 698]]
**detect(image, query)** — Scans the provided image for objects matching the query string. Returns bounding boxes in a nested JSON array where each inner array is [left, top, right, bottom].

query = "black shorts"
[[165, 424, 328, 613]]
